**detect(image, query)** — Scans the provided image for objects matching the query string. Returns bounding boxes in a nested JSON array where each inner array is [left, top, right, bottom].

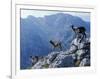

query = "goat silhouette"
[[49, 40, 62, 51]]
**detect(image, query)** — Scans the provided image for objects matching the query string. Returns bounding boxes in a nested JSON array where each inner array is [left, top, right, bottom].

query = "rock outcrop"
[[31, 37, 90, 69]]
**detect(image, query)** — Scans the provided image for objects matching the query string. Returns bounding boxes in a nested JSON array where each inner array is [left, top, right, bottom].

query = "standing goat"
[[49, 40, 62, 51]]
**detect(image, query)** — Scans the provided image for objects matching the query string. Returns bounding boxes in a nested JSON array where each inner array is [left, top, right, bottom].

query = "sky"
[[21, 9, 90, 22]]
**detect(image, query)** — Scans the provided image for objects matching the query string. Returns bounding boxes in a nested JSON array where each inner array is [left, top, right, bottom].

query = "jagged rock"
[[31, 37, 90, 69], [79, 58, 90, 66], [49, 53, 74, 68]]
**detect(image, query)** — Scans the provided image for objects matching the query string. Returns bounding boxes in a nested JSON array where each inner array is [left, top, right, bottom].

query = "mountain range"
[[20, 13, 90, 69]]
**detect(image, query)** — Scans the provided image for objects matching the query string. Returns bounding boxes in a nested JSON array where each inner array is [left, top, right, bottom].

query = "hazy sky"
[[21, 9, 90, 22]]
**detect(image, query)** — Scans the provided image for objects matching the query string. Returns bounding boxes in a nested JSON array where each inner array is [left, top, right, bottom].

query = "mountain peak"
[[20, 12, 90, 69]]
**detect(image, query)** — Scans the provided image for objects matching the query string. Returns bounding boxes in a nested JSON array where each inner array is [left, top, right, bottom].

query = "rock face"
[[31, 37, 90, 69]]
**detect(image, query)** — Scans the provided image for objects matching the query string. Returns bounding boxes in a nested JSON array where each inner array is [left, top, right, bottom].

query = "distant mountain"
[[20, 13, 90, 69]]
